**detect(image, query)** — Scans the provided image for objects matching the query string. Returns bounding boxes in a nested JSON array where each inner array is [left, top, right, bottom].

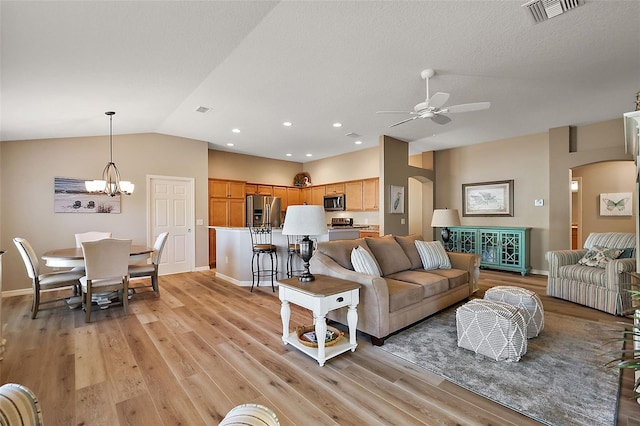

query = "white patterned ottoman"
[[456, 299, 528, 362], [484, 285, 544, 339]]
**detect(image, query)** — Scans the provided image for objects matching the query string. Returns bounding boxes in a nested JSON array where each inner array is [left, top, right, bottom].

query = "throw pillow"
[[415, 240, 451, 270], [365, 235, 412, 275], [577, 245, 624, 268], [394, 234, 424, 270], [351, 245, 381, 276], [619, 248, 635, 259]]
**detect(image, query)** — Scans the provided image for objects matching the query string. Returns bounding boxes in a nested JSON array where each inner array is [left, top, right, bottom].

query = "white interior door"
[[148, 175, 194, 275]]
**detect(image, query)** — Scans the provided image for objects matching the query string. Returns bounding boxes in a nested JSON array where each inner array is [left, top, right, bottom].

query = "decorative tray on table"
[[295, 325, 343, 348]]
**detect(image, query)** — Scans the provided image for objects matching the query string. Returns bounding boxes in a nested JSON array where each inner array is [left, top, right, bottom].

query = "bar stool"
[[286, 234, 306, 278], [249, 224, 278, 292]]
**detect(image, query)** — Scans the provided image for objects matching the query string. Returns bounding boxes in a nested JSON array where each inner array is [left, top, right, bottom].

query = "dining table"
[[42, 245, 154, 268], [41, 244, 155, 309]]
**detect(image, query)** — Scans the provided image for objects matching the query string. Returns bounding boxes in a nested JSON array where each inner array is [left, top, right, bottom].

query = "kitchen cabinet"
[[363, 178, 379, 210], [345, 180, 363, 211], [257, 185, 273, 195], [301, 187, 311, 205], [446, 226, 531, 275], [273, 186, 288, 212], [287, 187, 301, 206], [325, 183, 344, 194], [245, 184, 257, 194], [359, 231, 379, 238], [209, 179, 246, 266], [311, 186, 325, 205], [209, 179, 245, 199]]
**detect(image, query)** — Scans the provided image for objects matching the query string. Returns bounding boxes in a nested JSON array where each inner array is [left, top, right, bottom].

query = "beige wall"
[[2, 133, 209, 292], [436, 118, 634, 273], [208, 150, 303, 185], [435, 132, 550, 272], [572, 161, 635, 245], [303, 147, 379, 184]]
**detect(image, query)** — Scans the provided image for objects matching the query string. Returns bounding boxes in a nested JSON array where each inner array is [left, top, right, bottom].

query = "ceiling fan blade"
[[389, 116, 418, 127], [431, 114, 452, 125], [376, 110, 414, 114], [444, 101, 490, 114], [426, 92, 450, 109]]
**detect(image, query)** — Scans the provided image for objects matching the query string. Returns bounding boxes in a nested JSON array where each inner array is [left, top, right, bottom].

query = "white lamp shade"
[[431, 209, 461, 227], [282, 205, 328, 236]]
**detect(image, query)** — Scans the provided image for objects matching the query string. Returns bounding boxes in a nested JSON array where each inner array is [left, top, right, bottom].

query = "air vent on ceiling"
[[195, 106, 211, 114], [344, 132, 361, 138], [522, 0, 583, 24]]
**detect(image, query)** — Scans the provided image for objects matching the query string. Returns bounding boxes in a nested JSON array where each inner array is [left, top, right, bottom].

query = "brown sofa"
[[309, 234, 479, 345]]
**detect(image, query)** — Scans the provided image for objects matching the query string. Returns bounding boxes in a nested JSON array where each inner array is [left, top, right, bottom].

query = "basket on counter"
[[295, 325, 343, 348]]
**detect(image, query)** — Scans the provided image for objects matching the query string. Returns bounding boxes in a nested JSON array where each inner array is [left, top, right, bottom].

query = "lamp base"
[[441, 227, 452, 251], [298, 271, 315, 282], [298, 237, 315, 282]]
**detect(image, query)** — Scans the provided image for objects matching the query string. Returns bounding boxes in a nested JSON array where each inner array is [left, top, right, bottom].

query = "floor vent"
[[522, 0, 584, 24]]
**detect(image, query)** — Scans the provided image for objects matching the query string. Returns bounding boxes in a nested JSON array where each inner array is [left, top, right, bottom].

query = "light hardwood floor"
[[1, 269, 639, 425]]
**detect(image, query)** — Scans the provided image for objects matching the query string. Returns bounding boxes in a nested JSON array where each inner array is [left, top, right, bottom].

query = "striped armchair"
[[546, 232, 636, 315]]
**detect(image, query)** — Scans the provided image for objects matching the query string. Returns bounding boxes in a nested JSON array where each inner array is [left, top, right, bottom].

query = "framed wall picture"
[[54, 177, 121, 213], [389, 185, 405, 214], [600, 192, 632, 216], [462, 179, 514, 217]]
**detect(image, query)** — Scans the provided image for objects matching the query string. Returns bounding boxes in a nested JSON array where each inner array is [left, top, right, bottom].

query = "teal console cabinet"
[[445, 226, 531, 276]]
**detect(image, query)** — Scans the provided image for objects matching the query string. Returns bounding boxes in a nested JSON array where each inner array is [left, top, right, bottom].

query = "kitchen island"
[[212, 226, 360, 286]]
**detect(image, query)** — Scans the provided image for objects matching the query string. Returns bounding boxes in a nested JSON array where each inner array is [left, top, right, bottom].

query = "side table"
[[278, 275, 360, 366]]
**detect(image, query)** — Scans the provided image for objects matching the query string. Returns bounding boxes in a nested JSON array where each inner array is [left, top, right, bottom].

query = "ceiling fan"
[[377, 69, 490, 127]]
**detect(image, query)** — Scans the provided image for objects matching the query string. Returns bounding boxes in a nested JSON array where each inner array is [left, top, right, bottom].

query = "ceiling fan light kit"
[[377, 68, 490, 128]]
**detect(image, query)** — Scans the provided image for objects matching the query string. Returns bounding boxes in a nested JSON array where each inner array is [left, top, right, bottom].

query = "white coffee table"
[[278, 275, 360, 366]]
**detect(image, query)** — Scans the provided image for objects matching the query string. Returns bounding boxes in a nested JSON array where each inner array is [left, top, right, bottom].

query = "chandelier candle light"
[[281, 205, 328, 282], [431, 208, 461, 247], [85, 111, 134, 197]]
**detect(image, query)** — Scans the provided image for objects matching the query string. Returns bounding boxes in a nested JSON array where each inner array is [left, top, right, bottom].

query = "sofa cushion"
[[316, 239, 372, 270], [415, 240, 452, 270], [577, 245, 623, 268], [558, 264, 606, 286], [426, 268, 469, 290], [351, 246, 381, 276], [394, 234, 424, 270], [385, 279, 424, 312], [365, 235, 412, 276], [386, 270, 449, 298]]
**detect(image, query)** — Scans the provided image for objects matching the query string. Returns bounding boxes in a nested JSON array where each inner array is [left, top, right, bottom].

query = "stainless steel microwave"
[[324, 194, 346, 211]]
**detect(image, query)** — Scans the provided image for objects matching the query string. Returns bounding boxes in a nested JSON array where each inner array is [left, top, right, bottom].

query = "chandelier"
[[85, 111, 134, 197]]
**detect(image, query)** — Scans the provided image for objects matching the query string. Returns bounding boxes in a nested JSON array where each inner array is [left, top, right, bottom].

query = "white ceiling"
[[2, 1, 639, 161]]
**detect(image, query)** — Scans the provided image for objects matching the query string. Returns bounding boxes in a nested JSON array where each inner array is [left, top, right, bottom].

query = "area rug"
[[377, 303, 621, 426]]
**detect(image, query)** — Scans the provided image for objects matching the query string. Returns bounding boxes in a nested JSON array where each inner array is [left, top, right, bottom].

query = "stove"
[[330, 217, 353, 227]]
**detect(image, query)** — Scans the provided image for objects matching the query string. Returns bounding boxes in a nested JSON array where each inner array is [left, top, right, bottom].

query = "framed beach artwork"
[[389, 185, 405, 214], [54, 177, 121, 213], [462, 180, 514, 217], [599, 192, 632, 216]]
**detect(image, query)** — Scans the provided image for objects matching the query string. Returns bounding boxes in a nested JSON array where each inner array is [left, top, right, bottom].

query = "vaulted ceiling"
[[2, 1, 639, 161]]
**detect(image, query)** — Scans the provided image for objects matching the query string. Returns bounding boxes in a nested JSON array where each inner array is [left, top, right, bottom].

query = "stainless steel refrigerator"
[[246, 195, 282, 227]]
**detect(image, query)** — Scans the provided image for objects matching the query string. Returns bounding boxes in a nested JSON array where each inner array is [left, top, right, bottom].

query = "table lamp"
[[282, 205, 328, 282], [431, 209, 461, 246]]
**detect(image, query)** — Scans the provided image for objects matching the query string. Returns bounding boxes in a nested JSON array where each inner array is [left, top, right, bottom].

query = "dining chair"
[[72, 231, 112, 273], [128, 232, 169, 297], [75, 231, 112, 248], [80, 238, 132, 323], [13, 237, 84, 319]]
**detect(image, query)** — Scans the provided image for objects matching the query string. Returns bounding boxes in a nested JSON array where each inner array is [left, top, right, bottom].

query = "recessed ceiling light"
[[226, 143, 234, 147], [355, 140, 362, 145], [283, 122, 292, 127], [232, 128, 240, 133], [285, 153, 292, 157], [306, 153, 312, 157], [195, 106, 211, 114], [333, 122, 342, 128]]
